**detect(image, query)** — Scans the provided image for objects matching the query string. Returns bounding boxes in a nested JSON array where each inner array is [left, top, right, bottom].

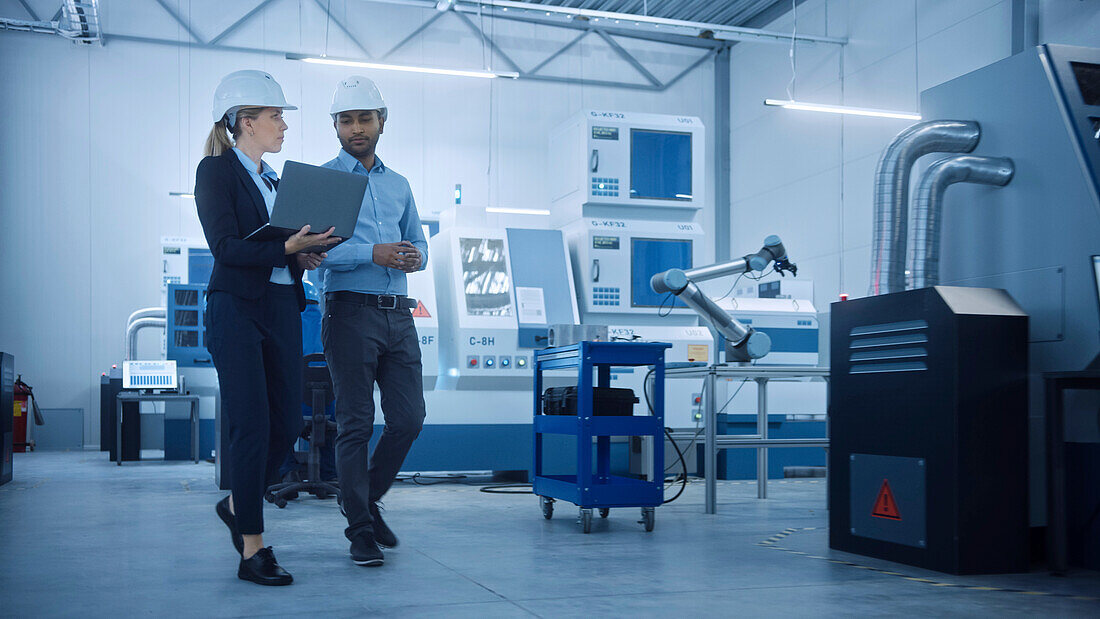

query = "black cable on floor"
[[395, 472, 469, 485], [479, 483, 533, 494]]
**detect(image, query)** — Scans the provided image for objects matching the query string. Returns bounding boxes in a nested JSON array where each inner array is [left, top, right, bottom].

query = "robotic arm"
[[650, 235, 797, 362]]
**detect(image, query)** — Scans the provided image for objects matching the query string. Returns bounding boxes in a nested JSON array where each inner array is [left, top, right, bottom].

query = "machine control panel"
[[550, 110, 706, 226], [565, 218, 702, 317], [591, 177, 620, 197]]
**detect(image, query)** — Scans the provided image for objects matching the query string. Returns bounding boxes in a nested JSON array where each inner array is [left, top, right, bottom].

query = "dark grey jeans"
[[322, 299, 426, 541]]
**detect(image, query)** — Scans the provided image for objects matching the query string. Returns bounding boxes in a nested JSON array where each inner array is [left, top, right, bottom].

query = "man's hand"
[[296, 252, 327, 271], [395, 240, 422, 273], [373, 241, 422, 273]]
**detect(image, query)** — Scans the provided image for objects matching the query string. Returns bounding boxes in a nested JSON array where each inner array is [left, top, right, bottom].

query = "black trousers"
[[207, 285, 303, 535], [323, 299, 426, 541]]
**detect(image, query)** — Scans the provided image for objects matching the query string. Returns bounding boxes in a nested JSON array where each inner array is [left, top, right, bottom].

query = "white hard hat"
[[330, 75, 388, 121], [211, 70, 297, 123]]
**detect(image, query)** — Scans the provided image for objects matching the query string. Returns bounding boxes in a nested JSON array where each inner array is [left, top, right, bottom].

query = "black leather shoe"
[[369, 502, 398, 548], [238, 547, 293, 586], [216, 496, 243, 555], [350, 534, 384, 567]]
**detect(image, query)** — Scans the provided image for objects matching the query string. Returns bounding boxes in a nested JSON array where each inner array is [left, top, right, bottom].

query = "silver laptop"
[[245, 160, 367, 250]]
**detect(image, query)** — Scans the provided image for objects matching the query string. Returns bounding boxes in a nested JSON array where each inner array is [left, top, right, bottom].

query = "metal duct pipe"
[[907, 155, 1015, 289], [126, 317, 166, 361], [869, 120, 981, 295], [126, 307, 165, 330]]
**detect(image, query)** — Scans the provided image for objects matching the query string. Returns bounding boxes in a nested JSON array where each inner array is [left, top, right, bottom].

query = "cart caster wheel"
[[274, 497, 288, 509], [264, 492, 275, 503], [641, 507, 655, 532], [599, 508, 610, 519], [580, 508, 593, 534], [540, 496, 554, 520]]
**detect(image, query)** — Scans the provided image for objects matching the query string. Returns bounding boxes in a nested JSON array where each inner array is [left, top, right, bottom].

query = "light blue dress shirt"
[[232, 147, 294, 285], [317, 149, 428, 296]]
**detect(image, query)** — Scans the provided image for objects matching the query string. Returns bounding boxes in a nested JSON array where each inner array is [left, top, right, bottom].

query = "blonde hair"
[[202, 107, 267, 157]]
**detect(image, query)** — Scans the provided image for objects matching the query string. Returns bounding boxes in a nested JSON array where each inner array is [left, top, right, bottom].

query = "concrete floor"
[[1, 452, 1097, 618]]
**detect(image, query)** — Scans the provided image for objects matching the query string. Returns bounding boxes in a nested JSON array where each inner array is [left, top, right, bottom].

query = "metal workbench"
[[665, 364, 830, 514], [115, 392, 200, 465]]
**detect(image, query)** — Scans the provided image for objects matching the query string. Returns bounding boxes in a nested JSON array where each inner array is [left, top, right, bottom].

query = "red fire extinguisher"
[[13, 375, 44, 453]]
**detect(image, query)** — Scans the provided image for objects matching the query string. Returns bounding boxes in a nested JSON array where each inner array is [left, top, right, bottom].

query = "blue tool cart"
[[533, 341, 671, 533]]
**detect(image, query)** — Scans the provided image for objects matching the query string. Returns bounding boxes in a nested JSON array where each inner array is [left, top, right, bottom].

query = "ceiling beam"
[[153, 0, 205, 44], [17, 0, 39, 21]]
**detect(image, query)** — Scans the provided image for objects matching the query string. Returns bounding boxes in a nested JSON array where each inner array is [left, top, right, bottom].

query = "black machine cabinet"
[[828, 286, 1029, 575], [99, 367, 141, 461], [2, 353, 14, 485]]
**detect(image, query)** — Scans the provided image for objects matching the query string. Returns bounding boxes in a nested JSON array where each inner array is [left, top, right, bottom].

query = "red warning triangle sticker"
[[412, 301, 431, 318], [871, 479, 902, 520]]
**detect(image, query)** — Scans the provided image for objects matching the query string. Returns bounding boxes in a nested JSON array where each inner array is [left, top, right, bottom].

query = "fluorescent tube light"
[[287, 53, 518, 79], [485, 207, 551, 216], [169, 192, 195, 198], [675, 194, 693, 199], [764, 99, 921, 120]]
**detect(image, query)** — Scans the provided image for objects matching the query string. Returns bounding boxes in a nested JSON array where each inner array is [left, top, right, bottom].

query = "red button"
[[469, 359, 478, 367]]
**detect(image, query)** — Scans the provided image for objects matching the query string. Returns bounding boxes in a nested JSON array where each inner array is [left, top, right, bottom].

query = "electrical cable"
[[662, 426, 688, 503], [643, 367, 705, 503], [479, 483, 533, 494], [713, 271, 747, 303], [395, 472, 468, 485], [786, 0, 798, 101], [657, 292, 676, 317]]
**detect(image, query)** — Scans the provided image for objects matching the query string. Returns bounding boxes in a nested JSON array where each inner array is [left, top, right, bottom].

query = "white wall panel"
[[916, 0, 1012, 91]]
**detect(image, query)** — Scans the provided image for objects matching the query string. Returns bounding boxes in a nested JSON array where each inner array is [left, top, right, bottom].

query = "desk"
[[1044, 371, 1100, 574], [666, 365, 830, 514], [115, 392, 200, 465]]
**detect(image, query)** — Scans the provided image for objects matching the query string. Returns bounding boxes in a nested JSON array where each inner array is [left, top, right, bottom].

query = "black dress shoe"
[[238, 547, 293, 586], [216, 496, 243, 555], [369, 502, 398, 549], [350, 533, 384, 567]]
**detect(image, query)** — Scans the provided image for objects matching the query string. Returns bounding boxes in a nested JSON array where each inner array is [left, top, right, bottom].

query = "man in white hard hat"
[[316, 76, 427, 567]]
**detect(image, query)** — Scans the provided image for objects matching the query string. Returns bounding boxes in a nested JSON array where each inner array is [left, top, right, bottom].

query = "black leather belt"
[[326, 291, 418, 310]]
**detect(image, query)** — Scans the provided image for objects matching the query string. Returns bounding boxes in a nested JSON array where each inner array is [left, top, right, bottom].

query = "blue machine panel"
[[188, 249, 214, 286], [506, 228, 576, 348], [631, 238, 692, 308], [630, 129, 692, 201], [167, 284, 212, 367]]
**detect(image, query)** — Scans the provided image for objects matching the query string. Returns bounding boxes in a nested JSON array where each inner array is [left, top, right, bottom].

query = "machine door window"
[[631, 238, 692, 308], [460, 238, 513, 316], [1071, 62, 1100, 106], [630, 129, 692, 201]]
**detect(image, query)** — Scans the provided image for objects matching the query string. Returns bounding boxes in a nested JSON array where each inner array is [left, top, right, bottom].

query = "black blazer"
[[195, 150, 306, 312]]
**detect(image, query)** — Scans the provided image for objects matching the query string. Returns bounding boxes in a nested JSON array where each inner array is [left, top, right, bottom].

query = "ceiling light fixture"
[[485, 207, 551, 216], [169, 192, 195, 198], [287, 53, 518, 79], [763, 99, 921, 120]]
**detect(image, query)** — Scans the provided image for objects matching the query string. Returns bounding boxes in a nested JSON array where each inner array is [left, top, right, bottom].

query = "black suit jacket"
[[195, 150, 306, 312]]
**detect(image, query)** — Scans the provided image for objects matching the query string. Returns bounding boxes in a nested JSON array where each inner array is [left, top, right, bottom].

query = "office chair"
[[265, 353, 340, 508]]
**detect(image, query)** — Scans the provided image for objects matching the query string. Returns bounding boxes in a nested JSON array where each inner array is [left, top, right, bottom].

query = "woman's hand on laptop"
[[285, 225, 338, 254]]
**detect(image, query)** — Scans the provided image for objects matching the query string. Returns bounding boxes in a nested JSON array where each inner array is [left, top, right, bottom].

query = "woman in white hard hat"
[[195, 69, 337, 586]]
